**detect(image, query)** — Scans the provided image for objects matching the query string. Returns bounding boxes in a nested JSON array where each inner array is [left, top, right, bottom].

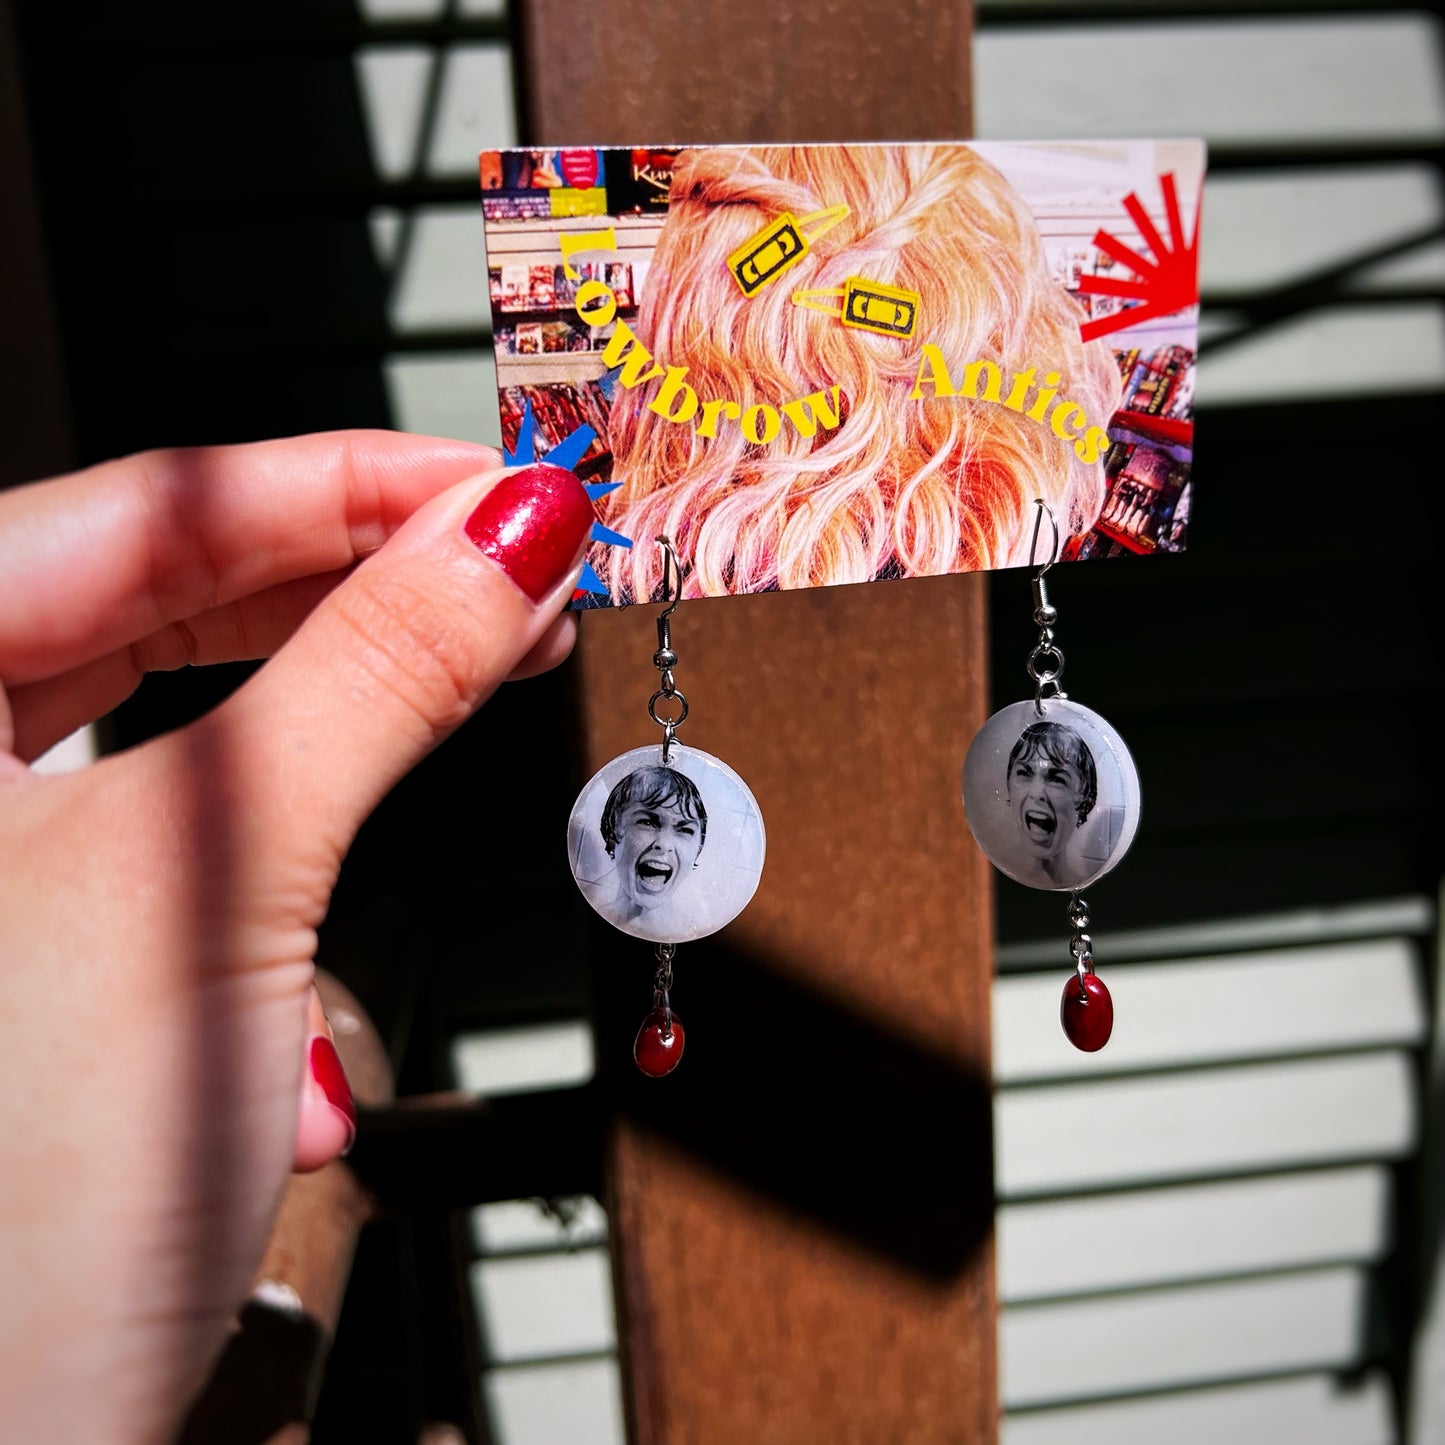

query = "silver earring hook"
[[1025, 500, 1065, 715], [650, 536, 687, 762], [1029, 498, 1059, 579], [656, 535, 682, 618]]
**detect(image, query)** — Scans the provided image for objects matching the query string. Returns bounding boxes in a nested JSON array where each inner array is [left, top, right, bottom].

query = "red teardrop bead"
[[633, 1009, 686, 1078], [1061, 973, 1113, 1052]]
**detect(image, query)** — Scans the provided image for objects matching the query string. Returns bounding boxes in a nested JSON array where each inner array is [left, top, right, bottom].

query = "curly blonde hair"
[[599, 144, 1121, 602]]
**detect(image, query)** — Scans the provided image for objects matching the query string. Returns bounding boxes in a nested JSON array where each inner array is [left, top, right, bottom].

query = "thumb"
[[201, 460, 594, 863]]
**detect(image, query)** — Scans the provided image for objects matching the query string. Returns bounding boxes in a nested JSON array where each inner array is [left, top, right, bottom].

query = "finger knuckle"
[[330, 574, 482, 735], [129, 617, 201, 674]]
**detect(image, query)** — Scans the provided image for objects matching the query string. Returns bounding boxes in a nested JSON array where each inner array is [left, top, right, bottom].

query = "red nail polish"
[[463, 464, 594, 603], [310, 1036, 357, 1147]]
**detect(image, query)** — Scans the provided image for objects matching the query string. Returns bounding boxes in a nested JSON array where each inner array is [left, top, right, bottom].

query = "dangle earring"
[[962, 502, 1141, 1051], [567, 538, 766, 1077]]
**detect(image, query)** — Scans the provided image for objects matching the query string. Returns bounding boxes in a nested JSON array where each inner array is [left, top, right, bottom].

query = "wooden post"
[[512, 7, 996, 1441]]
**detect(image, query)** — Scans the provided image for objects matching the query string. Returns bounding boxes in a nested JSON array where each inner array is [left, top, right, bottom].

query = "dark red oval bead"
[[1061, 973, 1113, 1052], [633, 1009, 686, 1078]]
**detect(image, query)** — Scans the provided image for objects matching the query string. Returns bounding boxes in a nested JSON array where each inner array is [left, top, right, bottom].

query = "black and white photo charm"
[[962, 503, 1141, 1052], [567, 540, 766, 1076]]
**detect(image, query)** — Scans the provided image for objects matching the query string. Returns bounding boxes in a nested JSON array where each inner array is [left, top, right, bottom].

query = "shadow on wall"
[[597, 923, 993, 1281], [15, 0, 403, 462]]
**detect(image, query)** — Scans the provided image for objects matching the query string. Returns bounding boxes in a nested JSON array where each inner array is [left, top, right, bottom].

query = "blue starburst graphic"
[[504, 400, 632, 597]]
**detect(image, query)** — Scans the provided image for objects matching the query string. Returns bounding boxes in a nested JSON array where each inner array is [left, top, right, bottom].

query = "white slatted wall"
[[993, 914, 1429, 1442], [450, 901, 1435, 1444], [267, 5, 1445, 1441]]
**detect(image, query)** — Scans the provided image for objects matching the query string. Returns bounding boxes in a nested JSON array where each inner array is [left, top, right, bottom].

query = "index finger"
[[0, 431, 496, 687]]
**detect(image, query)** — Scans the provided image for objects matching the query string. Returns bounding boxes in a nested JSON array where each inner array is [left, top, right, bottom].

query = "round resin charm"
[[567, 745, 766, 943], [962, 699, 1140, 892]]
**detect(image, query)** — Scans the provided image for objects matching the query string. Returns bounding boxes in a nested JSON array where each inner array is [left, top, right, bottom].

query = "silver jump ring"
[[1027, 643, 1066, 684], [1034, 681, 1067, 717], [648, 689, 690, 729]]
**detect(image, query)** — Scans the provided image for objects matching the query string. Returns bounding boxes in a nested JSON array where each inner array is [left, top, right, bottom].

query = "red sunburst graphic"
[[1077, 173, 1200, 343]]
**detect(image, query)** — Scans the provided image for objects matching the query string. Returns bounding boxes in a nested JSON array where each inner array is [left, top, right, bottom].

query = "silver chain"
[[653, 942, 676, 1040], [1068, 892, 1093, 994]]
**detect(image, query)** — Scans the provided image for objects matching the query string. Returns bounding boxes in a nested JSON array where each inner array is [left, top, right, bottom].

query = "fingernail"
[[463, 464, 594, 603], [310, 1035, 357, 1153]]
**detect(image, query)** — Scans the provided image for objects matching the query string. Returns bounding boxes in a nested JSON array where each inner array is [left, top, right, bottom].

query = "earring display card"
[[477, 141, 1206, 607]]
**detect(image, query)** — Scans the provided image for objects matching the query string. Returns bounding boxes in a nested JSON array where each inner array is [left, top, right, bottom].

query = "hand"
[[0, 432, 594, 1442]]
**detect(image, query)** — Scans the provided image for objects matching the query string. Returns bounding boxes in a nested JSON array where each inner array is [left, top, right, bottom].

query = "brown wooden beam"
[[513, 6, 996, 1440], [513, 1, 973, 147]]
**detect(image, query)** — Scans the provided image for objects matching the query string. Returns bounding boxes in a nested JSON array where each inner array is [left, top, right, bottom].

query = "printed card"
[[477, 141, 1205, 607]]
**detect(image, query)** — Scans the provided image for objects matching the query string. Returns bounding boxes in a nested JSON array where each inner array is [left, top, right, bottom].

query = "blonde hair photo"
[[599, 144, 1123, 603]]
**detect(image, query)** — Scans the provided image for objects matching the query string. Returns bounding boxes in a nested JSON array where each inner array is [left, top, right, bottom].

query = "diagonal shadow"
[[1198, 221, 1445, 359], [593, 924, 997, 1280], [352, 918, 997, 1284]]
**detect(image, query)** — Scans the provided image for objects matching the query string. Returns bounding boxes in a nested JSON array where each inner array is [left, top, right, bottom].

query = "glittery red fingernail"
[[310, 1036, 356, 1149], [463, 464, 594, 603]]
